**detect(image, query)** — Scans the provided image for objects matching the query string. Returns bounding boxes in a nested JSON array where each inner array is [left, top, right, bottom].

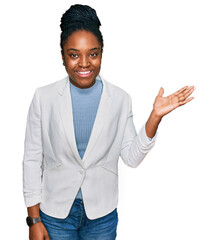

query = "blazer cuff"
[[24, 194, 42, 208], [138, 123, 158, 148]]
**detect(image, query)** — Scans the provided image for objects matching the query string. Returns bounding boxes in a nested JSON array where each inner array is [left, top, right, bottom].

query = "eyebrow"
[[90, 47, 101, 51], [67, 47, 101, 52], [67, 48, 79, 52]]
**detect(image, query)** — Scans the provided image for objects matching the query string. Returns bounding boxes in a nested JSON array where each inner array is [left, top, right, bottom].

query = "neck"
[[69, 78, 96, 89]]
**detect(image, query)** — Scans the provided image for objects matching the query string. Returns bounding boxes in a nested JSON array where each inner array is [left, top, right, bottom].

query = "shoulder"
[[101, 76, 132, 114], [36, 77, 67, 94], [102, 75, 131, 100], [29, 77, 68, 107], [34, 76, 67, 97]]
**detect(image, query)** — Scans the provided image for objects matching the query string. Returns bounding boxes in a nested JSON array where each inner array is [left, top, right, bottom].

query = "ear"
[[62, 53, 65, 65]]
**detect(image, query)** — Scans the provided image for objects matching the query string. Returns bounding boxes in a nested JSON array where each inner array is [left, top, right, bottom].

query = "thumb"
[[45, 235, 51, 240], [43, 229, 50, 240], [157, 87, 164, 97]]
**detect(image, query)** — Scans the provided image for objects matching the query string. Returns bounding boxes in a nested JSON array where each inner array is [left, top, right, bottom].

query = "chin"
[[71, 78, 95, 88]]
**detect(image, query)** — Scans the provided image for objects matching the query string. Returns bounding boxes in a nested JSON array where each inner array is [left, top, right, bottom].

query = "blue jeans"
[[39, 198, 119, 239]]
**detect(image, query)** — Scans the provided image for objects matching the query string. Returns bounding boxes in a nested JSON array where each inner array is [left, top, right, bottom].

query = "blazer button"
[[80, 169, 85, 175]]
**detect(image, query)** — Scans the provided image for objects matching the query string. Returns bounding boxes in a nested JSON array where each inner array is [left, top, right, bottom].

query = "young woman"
[[23, 4, 195, 240]]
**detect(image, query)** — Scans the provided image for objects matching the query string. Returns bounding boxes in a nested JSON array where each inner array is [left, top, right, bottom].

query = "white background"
[[0, 0, 217, 239]]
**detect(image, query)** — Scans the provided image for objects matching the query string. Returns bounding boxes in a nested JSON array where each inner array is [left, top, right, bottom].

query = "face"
[[62, 30, 102, 89]]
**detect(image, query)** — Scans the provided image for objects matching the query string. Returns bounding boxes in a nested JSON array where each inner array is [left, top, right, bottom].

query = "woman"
[[23, 4, 195, 240]]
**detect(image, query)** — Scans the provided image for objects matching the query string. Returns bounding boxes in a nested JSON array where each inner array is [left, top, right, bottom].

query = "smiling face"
[[62, 30, 102, 89]]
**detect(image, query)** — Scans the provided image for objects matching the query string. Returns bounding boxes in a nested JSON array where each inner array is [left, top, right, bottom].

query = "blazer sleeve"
[[120, 94, 158, 168], [22, 88, 44, 207]]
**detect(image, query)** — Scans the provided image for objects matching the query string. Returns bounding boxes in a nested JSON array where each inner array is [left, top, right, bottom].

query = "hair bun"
[[60, 4, 101, 32]]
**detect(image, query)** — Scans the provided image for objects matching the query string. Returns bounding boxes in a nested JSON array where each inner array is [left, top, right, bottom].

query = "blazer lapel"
[[57, 76, 83, 167], [82, 75, 112, 163], [57, 75, 112, 166]]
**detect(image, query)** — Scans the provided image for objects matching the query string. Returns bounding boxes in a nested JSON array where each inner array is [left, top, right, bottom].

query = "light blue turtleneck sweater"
[[70, 78, 103, 199]]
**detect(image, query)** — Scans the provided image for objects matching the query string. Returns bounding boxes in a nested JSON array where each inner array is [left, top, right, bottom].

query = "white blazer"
[[22, 74, 158, 220]]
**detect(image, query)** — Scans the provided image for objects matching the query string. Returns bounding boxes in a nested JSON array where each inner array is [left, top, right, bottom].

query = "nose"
[[78, 55, 90, 68]]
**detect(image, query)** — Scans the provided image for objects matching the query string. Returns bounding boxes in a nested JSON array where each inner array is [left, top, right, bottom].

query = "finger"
[[183, 86, 195, 99], [174, 86, 189, 96], [178, 96, 194, 106], [45, 234, 50, 240], [157, 87, 164, 97], [178, 86, 195, 101]]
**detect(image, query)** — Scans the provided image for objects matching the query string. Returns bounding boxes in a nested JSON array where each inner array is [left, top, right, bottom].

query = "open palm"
[[153, 86, 195, 118]]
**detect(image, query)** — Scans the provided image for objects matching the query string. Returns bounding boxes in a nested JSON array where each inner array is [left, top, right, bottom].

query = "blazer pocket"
[[41, 163, 63, 184], [100, 166, 118, 177], [42, 161, 62, 174]]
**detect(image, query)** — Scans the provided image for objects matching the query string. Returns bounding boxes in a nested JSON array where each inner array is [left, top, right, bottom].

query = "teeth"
[[77, 71, 92, 75]]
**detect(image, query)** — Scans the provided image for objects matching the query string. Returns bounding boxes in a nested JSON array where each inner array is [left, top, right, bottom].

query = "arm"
[[23, 90, 50, 239], [27, 204, 40, 218], [145, 110, 162, 139], [120, 95, 158, 168], [23, 89, 43, 207], [120, 86, 195, 168]]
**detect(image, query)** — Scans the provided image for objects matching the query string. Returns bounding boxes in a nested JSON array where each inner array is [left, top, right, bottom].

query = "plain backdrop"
[[0, 0, 217, 239]]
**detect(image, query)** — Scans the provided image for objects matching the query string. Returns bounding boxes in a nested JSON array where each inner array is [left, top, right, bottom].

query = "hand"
[[29, 222, 50, 240], [153, 86, 195, 118]]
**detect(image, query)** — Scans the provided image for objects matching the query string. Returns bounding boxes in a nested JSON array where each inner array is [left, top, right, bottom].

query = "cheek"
[[66, 59, 77, 69], [93, 59, 102, 69]]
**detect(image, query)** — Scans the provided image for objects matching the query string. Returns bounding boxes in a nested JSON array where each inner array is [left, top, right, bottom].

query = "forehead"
[[64, 30, 100, 50]]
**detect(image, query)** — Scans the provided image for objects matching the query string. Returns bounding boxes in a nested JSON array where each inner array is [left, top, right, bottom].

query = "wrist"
[[145, 109, 162, 139], [27, 204, 40, 218], [26, 216, 42, 227], [151, 109, 163, 122], [27, 213, 40, 218]]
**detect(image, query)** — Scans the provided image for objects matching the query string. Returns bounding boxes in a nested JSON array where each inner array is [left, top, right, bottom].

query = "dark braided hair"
[[60, 4, 104, 55]]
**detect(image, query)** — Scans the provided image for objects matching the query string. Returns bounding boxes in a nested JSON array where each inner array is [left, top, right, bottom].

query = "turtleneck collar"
[[69, 78, 102, 96]]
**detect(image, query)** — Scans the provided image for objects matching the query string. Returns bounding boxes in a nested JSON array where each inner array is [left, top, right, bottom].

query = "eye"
[[70, 53, 79, 58], [90, 52, 98, 57]]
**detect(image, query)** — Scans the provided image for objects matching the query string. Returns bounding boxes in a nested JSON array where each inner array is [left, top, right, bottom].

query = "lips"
[[75, 70, 94, 78]]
